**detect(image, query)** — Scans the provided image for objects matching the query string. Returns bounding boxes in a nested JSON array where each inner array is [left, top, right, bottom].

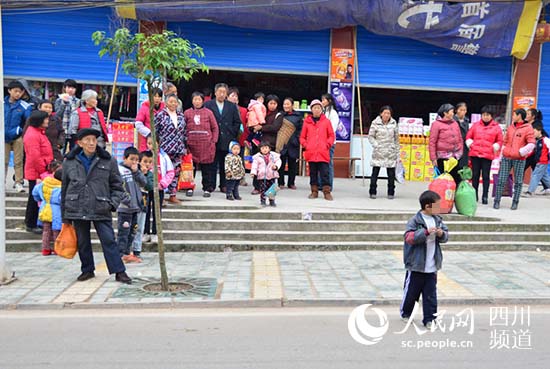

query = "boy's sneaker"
[[151, 234, 158, 243], [203, 191, 211, 198], [521, 191, 533, 198], [15, 183, 24, 193], [122, 254, 141, 263]]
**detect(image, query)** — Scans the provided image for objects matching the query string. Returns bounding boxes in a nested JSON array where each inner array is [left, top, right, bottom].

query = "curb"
[[4, 297, 550, 310]]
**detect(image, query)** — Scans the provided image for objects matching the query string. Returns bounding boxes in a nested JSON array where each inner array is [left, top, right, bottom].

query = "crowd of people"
[[4, 77, 550, 285]]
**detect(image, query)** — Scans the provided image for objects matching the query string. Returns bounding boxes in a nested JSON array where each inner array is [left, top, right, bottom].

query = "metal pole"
[[0, 4, 15, 284], [353, 27, 366, 187]]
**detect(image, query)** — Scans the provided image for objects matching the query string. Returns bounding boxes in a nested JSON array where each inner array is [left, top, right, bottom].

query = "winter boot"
[[308, 185, 319, 199], [322, 186, 333, 201]]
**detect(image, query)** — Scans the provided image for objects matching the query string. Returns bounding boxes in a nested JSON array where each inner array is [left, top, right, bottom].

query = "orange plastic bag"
[[54, 223, 78, 259], [428, 158, 458, 214], [177, 154, 196, 191]]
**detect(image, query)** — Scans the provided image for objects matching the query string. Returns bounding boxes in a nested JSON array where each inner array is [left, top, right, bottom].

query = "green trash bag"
[[455, 167, 477, 217]]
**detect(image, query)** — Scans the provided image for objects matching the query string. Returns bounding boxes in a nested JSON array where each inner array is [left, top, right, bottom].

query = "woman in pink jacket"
[[465, 106, 503, 204], [183, 91, 219, 197], [429, 103, 463, 185], [135, 88, 165, 152], [23, 110, 54, 233]]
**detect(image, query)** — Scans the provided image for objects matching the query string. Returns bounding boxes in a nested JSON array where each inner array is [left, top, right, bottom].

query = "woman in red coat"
[[183, 91, 220, 197], [23, 110, 54, 233], [465, 106, 503, 204], [135, 88, 165, 152], [429, 103, 464, 185], [299, 99, 335, 200]]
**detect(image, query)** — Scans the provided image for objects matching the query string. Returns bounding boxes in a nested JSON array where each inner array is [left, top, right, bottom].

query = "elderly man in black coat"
[[204, 83, 242, 193], [61, 128, 132, 284]]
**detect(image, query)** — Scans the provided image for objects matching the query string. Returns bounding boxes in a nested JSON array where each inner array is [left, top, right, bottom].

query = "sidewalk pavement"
[[1, 250, 549, 309]]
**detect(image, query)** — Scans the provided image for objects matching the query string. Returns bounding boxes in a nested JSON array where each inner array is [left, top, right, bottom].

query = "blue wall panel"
[[167, 21, 330, 76], [357, 27, 512, 93], [2, 8, 136, 85], [538, 43, 550, 136]]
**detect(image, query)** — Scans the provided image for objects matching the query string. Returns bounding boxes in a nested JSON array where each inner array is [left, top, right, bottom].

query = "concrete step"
[[3, 202, 499, 222], [6, 216, 550, 233], [6, 239, 550, 252], [6, 228, 550, 243]]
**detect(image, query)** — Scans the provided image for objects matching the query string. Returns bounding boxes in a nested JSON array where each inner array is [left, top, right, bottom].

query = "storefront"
[[2, 7, 138, 119]]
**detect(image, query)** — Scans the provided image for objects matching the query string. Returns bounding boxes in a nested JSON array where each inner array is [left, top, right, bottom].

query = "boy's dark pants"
[[117, 212, 138, 256], [145, 190, 164, 235], [226, 179, 240, 198], [400, 270, 437, 326]]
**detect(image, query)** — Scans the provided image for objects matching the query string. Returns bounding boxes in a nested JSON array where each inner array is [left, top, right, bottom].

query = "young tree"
[[93, 29, 207, 290]]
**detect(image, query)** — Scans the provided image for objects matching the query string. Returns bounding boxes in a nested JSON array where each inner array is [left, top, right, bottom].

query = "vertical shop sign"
[[329, 48, 354, 142]]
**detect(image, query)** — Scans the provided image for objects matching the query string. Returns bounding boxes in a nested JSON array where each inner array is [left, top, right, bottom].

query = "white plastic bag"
[[396, 160, 405, 184]]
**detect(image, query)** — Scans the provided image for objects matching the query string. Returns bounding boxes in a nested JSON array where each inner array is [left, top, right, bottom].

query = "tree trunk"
[[106, 57, 120, 124], [148, 84, 169, 291]]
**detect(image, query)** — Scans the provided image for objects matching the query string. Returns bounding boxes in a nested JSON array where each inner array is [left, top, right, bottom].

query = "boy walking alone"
[[117, 147, 147, 263], [401, 190, 448, 328]]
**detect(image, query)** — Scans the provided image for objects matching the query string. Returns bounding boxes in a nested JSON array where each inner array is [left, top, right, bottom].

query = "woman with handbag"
[[154, 93, 187, 204], [368, 105, 400, 199]]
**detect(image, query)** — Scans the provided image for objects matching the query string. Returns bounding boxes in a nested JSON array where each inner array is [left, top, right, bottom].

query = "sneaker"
[[203, 191, 211, 198], [77, 272, 95, 282], [388, 195, 395, 199], [260, 200, 267, 207], [26, 226, 43, 235], [542, 189, 550, 196], [186, 189, 194, 197], [42, 249, 52, 256], [369, 194, 376, 199], [115, 272, 132, 284], [425, 321, 435, 330], [400, 315, 411, 323], [15, 183, 24, 193], [122, 254, 142, 263], [288, 185, 297, 190], [269, 200, 277, 207], [226, 194, 234, 201], [151, 234, 158, 243], [142, 234, 151, 243], [234, 196, 242, 200], [251, 189, 260, 195], [521, 191, 533, 198]]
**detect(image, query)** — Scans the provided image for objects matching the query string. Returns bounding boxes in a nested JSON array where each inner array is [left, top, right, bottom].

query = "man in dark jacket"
[[61, 128, 132, 284], [205, 83, 242, 192]]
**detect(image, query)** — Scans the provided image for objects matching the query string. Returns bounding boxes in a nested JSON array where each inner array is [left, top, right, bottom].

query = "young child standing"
[[251, 142, 281, 207], [5, 80, 32, 193], [117, 147, 147, 263], [225, 141, 245, 200], [32, 169, 63, 255], [131, 150, 155, 260], [245, 92, 266, 148], [144, 135, 175, 243], [523, 122, 550, 197], [401, 190, 448, 328]]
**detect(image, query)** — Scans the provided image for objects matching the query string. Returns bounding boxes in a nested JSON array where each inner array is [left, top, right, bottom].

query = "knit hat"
[[228, 140, 240, 152], [309, 99, 322, 110]]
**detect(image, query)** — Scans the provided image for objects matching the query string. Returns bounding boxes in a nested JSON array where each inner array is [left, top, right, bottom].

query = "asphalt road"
[[0, 305, 548, 369]]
